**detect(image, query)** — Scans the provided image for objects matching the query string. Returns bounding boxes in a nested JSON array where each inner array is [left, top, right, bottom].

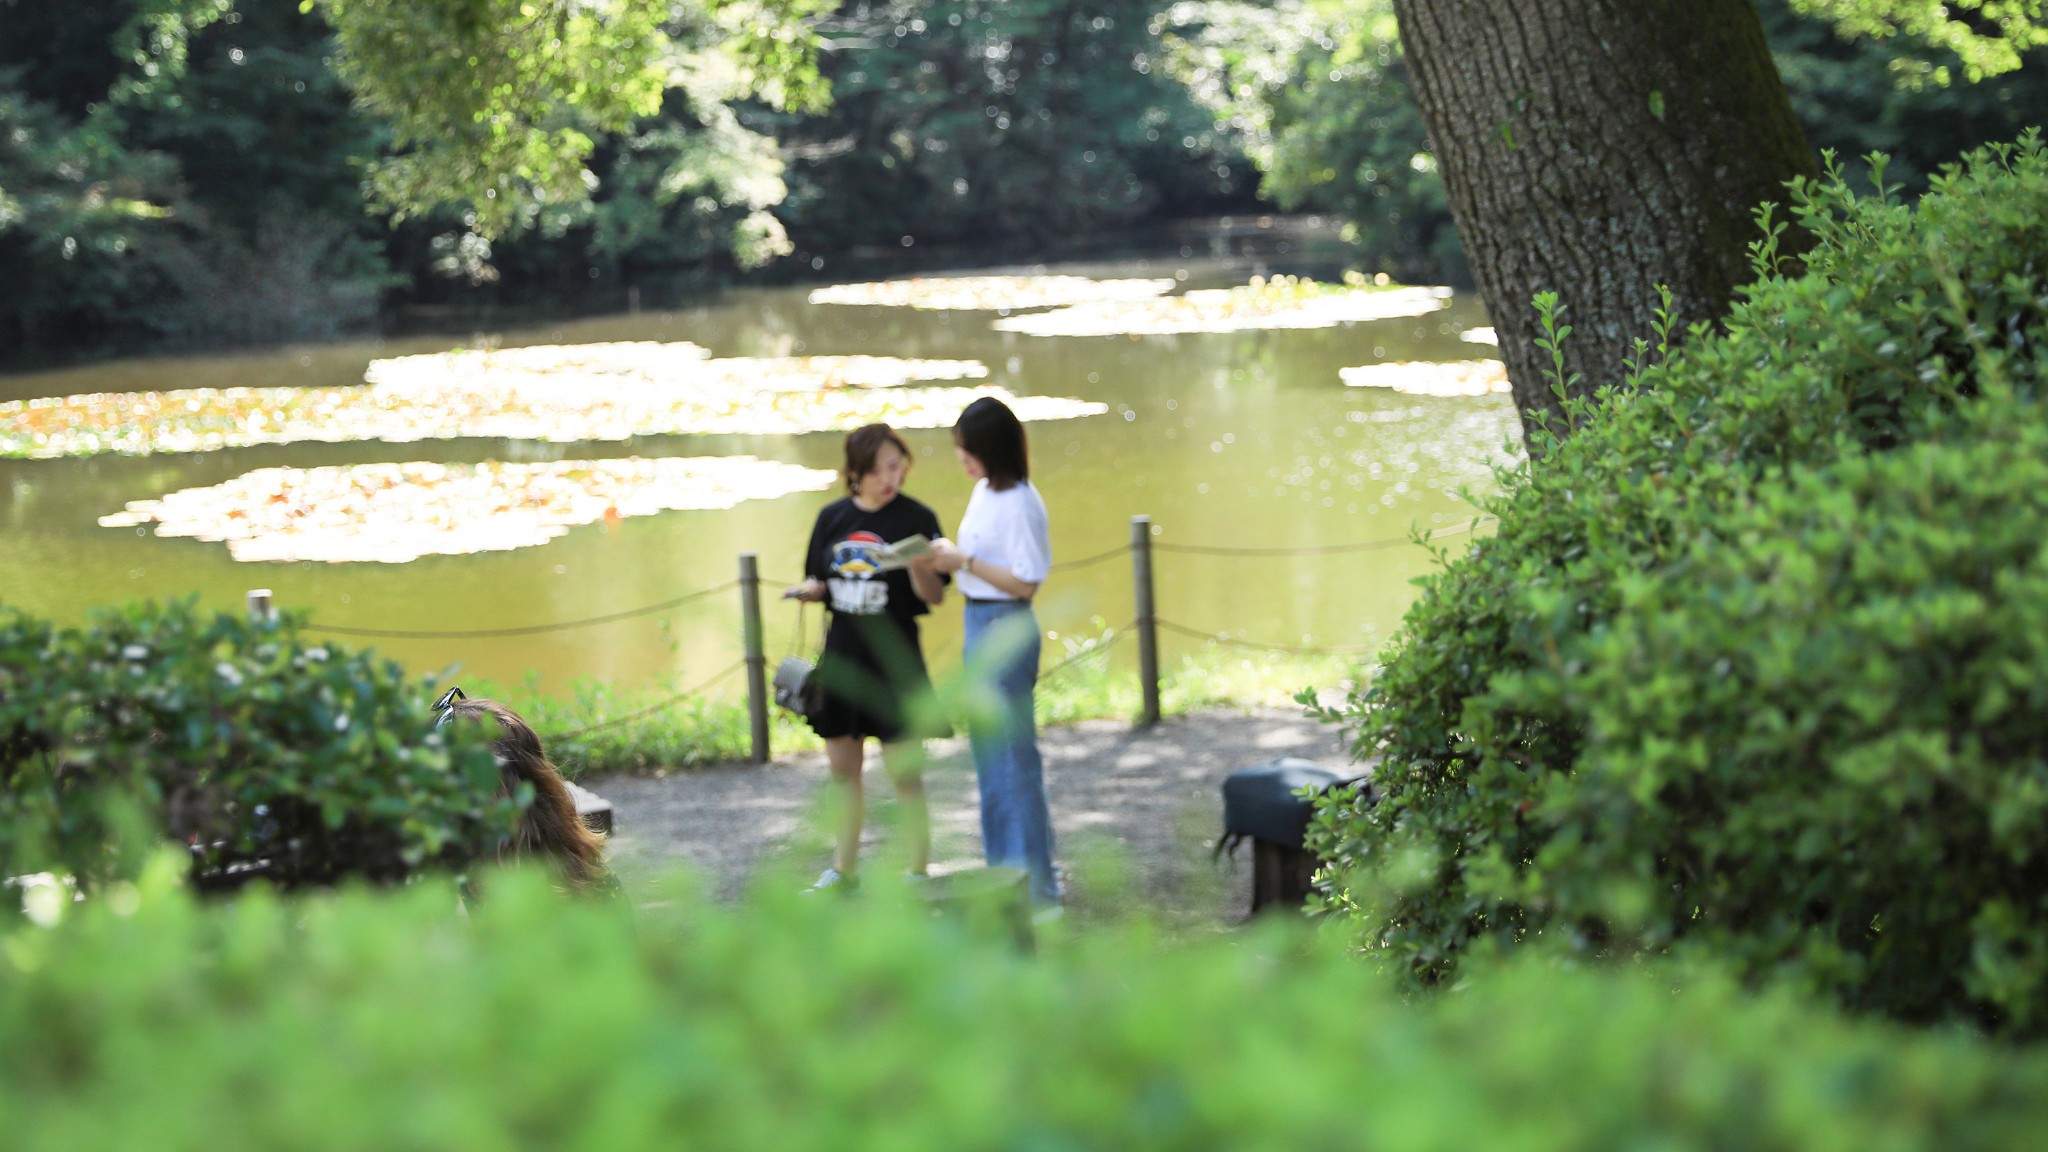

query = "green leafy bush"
[[1309, 134, 2048, 1030], [5, 859, 2048, 1149], [0, 600, 516, 891]]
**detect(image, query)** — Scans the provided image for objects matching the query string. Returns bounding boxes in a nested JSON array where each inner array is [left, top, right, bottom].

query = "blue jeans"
[[962, 599, 1059, 903]]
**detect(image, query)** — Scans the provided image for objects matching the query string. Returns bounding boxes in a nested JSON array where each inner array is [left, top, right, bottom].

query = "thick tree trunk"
[[1390, 0, 1820, 445]]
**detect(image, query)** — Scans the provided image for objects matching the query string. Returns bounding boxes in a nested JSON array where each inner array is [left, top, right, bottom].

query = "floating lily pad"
[[992, 276, 1451, 337], [362, 343, 989, 394], [100, 456, 840, 564], [807, 275, 1175, 311], [1340, 360, 1511, 397], [2, 343, 1105, 459]]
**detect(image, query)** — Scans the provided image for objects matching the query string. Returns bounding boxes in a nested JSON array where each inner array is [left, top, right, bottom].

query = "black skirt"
[[807, 614, 953, 742]]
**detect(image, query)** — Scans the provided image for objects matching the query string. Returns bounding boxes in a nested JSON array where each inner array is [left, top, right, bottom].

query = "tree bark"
[[1390, 0, 1820, 445]]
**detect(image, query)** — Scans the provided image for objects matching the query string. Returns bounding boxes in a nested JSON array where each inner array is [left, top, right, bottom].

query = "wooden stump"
[[564, 780, 613, 835], [921, 866, 1034, 952], [1250, 839, 1320, 914]]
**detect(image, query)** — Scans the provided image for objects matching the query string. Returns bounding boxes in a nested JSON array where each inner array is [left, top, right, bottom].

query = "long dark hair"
[[446, 697, 610, 893], [952, 397, 1029, 491]]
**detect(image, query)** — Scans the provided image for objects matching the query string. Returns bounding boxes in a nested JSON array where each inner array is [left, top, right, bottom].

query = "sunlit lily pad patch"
[[1, 343, 1104, 458], [1340, 360, 1511, 397], [98, 456, 839, 563], [807, 275, 1175, 311], [991, 275, 1450, 337]]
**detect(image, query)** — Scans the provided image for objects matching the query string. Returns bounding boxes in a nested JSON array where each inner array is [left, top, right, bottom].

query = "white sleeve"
[[1005, 488, 1052, 583]]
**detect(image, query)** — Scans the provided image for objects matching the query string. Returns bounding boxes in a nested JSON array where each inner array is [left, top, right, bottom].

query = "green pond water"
[[0, 235, 1519, 700]]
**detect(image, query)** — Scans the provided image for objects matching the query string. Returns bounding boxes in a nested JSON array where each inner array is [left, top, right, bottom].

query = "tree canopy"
[[1790, 0, 2048, 81], [1, 0, 2042, 363]]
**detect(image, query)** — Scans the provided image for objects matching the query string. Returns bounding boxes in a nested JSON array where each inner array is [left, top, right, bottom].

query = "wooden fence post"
[[739, 553, 771, 764], [1131, 515, 1160, 727]]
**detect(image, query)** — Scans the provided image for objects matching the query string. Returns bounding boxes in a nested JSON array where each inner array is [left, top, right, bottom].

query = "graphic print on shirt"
[[827, 530, 890, 615]]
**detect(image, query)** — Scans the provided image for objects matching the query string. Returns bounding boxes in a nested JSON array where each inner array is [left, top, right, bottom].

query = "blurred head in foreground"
[[442, 695, 611, 895]]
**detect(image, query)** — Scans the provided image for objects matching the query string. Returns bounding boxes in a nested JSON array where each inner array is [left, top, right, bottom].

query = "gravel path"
[[584, 707, 1355, 926]]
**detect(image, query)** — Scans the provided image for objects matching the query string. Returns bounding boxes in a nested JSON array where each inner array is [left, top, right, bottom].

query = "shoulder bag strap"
[[787, 598, 825, 661]]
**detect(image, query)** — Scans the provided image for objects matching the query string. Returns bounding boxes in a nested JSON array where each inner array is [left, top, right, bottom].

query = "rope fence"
[[250, 511, 1494, 761], [1153, 516, 1497, 557], [1037, 619, 1137, 685], [314, 580, 739, 640], [1047, 543, 1133, 573], [549, 659, 748, 743], [1155, 618, 1378, 656]]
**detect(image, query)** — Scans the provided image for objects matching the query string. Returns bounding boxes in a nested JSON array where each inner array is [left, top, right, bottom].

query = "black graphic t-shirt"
[[803, 494, 947, 665]]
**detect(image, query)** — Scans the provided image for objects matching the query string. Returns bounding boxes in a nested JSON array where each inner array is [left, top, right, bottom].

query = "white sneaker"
[[805, 867, 855, 894]]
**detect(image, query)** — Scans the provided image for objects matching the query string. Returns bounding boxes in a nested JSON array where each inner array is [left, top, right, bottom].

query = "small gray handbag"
[[772, 601, 824, 718]]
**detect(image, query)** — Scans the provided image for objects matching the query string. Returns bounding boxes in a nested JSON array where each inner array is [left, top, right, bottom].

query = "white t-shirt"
[[957, 479, 1051, 601]]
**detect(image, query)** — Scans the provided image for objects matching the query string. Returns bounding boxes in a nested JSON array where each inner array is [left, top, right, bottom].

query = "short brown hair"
[[843, 423, 913, 494]]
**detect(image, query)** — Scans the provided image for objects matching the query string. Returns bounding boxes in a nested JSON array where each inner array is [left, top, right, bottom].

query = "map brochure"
[[875, 533, 932, 571]]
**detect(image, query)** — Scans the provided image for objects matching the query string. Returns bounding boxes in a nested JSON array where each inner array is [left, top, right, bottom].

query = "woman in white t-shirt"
[[928, 397, 1060, 908]]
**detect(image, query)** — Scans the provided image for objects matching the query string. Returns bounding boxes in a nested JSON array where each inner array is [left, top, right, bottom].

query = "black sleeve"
[[803, 506, 832, 582]]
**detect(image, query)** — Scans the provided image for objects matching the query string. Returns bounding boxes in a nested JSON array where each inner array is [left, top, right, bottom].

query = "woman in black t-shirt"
[[786, 423, 948, 892]]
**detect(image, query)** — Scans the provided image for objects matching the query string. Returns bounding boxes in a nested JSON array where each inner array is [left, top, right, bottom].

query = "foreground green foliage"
[[0, 600, 515, 891], [1310, 135, 2048, 1031], [5, 859, 2048, 1149]]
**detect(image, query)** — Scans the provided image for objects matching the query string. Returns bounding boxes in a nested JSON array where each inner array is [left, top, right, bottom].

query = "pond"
[[0, 220, 1520, 700]]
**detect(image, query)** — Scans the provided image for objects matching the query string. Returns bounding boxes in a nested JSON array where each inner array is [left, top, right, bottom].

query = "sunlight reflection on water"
[[3, 257, 1520, 695], [1, 345, 1103, 459]]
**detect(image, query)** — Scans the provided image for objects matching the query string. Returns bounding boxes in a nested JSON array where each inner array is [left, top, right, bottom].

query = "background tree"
[[1389, 0, 1820, 443], [1763, 0, 2048, 192], [1170, 0, 2046, 297], [0, 0, 827, 355], [1165, 0, 1463, 285], [768, 0, 1242, 258], [5, 0, 2039, 365], [1387, 0, 2047, 442], [312, 0, 830, 238], [1788, 0, 2048, 81]]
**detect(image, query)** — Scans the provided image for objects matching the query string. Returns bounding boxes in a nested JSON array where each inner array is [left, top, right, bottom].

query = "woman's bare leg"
[[824, 735, 866, 876], [883, 740, 930, 876]]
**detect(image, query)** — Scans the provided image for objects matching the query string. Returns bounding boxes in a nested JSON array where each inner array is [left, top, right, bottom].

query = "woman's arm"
[[962, 553, 1041, 600], [908, 556, 947, 606], [928, 542, 1040, 599]]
